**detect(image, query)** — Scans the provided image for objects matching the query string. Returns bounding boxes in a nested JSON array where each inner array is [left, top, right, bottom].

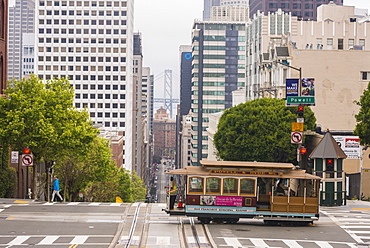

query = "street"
[[1, 199, 370, 247]]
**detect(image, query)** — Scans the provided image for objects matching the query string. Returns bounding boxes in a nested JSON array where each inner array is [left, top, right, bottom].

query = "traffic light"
[[326, 158, 334, 171], [297, 106, 304, 118], [23, 148, 31, 154], [299, 146, 307, 154]]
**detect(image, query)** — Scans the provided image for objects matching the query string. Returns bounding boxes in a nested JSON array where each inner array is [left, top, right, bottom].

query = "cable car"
[[163, 160, 320, 225]]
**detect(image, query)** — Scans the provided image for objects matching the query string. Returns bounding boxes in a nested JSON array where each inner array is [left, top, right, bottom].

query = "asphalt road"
[[1, 199, 370, 248], [0, 200, 128, 248]]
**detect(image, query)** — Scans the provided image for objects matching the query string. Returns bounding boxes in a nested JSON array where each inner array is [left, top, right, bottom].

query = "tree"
[[0, 76, 98, 199], [355, 82, 370, 145], [214, 98, 316, 162]]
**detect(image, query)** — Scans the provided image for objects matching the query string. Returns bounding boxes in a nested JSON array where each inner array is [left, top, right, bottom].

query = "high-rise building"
[[190, 21, 246, 165], [203, 0, 220, 21], [0, 0, 8, 94], [176, 45, 192, 168], [8, 0, 35, 80], [179, 45, 192, 117], [35, 0, 135, 170], [248, 0, 343, 20], [133, 33, 143, 175]]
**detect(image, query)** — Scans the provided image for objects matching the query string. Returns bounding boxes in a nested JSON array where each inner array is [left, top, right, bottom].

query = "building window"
[[361, 72, 370, 81]]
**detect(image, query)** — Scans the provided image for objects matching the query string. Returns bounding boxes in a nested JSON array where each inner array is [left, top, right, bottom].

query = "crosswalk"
[[321, 207, 370, 246], [1, 202, 128, 209], [0, 235, 113, 246], [218, 237, 357, 248]]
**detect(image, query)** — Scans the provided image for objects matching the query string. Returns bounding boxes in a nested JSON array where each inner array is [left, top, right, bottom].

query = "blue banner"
[[286, 79, 299, 97]]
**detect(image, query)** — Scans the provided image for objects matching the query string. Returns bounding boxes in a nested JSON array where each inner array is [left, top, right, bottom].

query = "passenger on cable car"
[[277, 181, 288, 196]]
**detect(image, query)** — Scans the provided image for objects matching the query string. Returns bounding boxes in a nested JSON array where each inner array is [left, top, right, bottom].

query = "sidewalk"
[[0, 198, 35, 205], [320, 200, 370, 212]]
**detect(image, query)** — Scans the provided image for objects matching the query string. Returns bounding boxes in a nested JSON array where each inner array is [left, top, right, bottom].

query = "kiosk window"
[[240, 179, 255, 195], [206, 177, 221, 194], [223, 178, 238, 194], [189, 177, 203, 193]]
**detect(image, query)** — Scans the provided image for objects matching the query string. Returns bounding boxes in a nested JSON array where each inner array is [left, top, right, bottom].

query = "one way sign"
[[22, 154, 33, 166]]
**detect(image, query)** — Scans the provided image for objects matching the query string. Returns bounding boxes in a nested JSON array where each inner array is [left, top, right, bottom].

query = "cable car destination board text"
[[210, 170, 282, 175]]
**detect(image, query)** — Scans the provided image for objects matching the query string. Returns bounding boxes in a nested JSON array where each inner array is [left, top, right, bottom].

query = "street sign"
[[292, 122, 304, 132], [287, 96, 315, 105], [291, 132, 303, 144], [11, 151, 19, 163], [22, 154, 33, 166]]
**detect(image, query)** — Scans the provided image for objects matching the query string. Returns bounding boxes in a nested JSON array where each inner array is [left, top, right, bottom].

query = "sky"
[[134, 0, 370, 99]]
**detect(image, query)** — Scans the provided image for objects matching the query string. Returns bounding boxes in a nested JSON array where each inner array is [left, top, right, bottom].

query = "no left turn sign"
[[22, 154, 33, 166], [291, 132, 303, 144]]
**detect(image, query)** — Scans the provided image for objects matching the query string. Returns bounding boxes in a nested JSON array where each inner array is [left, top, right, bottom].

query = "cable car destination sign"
[[210, 170, 281, 176]]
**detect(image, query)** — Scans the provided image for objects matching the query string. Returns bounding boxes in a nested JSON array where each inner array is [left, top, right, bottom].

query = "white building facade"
[[35, 0, 135, 170]]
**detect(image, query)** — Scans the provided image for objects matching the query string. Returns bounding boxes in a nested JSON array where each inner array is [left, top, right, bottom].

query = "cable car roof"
[[200, 160, 295, 169], [166, 161, 320, 180]]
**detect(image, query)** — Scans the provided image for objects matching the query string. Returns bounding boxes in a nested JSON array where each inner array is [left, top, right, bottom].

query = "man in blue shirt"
[[51, 175, 63, 202]]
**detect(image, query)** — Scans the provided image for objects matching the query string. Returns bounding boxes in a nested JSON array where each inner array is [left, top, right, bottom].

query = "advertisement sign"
[[301, 78, 315, 97], [333, 136, 361, 159], [215, 196, 243, 207], [286, 79, 299, 97]]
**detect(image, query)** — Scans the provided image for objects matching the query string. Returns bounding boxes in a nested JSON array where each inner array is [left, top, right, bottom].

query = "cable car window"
[[189, 177, 204, 193], [240, 179, 255, 195], [223, 178, 238, 195], [206, 177, 221, 194]]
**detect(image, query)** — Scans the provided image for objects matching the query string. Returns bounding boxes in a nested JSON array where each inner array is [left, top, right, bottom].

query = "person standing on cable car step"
[[165, 177, 177, 210]]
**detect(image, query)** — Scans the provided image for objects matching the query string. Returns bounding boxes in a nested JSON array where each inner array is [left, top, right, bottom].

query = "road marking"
[[13, 200, 31, 204], [224, 238, 242, 248], [156, 236, 170, 245], [43, 202, 54, 205], [283, 240, 303, 248], [352, 208, 370, 211], [38, 236, 59, 245], [250, 238, 269, 247], [88, 203, 100, 206], [67, 202, 80, 205], [315, 241, 333, 248], [341, 225, 370, 228], [7, 236, 30, 245], [110, 203, 121, 206], [69, 236, 89, 244], [219, 237, 357, 247], [0, 209, 4, 213]]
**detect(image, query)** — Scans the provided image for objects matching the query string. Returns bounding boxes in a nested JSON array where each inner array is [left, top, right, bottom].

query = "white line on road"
[[283, 240, 303, 248], [315, 241, 333, 248], [67, 202, 80, 205], [88, 203, 100, 206], [69, 235, 89, 244], [37, 236, 59, 245], [250, 238, 269, 247], [7, 236, 30, 245], [341, 225, 370, 228], [224, 237, 242, 248], [110, 203, 121, 206]]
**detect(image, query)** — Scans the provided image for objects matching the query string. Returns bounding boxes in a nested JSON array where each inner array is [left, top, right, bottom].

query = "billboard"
[[301, 78, 315, 97], [286, 79, 299, 97], [333, 136, 361, 159]]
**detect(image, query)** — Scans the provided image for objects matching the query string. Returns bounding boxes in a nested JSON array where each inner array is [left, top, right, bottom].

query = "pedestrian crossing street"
[[0, 235, 113, 247], [217, 237, 356, 248], [321, 207, 370, 247]]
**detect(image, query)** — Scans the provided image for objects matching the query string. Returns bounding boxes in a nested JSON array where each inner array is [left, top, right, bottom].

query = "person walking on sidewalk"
[[51, 175, 63, 202]]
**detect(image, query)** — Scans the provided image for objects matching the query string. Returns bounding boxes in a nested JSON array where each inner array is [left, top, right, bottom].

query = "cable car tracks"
[[181, 217, 214, 248]]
